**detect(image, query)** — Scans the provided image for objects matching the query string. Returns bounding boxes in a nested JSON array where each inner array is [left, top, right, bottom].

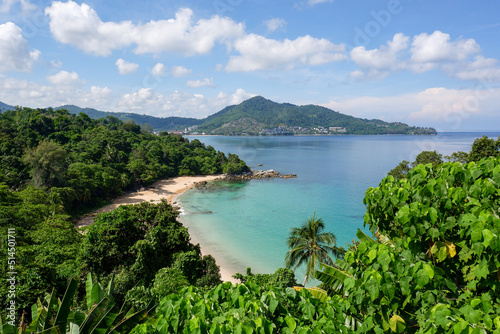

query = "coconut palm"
[[285, 213, 344, 286]]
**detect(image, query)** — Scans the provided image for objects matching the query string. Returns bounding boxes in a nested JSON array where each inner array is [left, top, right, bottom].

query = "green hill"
[[196, 96, 436, 135], [55, 105, 202, 131], [1, 97, 436, 135], [0, 101, 13, 113]]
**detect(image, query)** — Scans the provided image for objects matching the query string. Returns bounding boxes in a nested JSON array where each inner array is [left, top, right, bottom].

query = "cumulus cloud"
[[45, 1, 134, 56], [44, 2, 347, 73], [115, 58, 139, 75], [410, 31, 480, 66], [0, 22, 40, 72], [264, 18, 286, 33], [186, 78, 214, 88], [349, 30, 500, 81], [0, 75, 112, 108], [131, 8, 245, 55], [444, 56, 500, 82], [171, 65, 192, 77], [350, 33, 408, 80], [151, 62, 166, 76], [46, 70, 84, 85], [45, 2, 244, 56], [226, 34, 346, 72], [323, 86, 500, 130], [115, 88, 255, 118]]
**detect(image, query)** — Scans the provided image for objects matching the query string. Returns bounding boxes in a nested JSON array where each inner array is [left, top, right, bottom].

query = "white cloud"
[[350, 33, 408, 79], [445, 56, 500, 82], [44, 1, 346, 73], [349, 31, 499, 81], [171, 65, 192, 77], [46, 70, 84, 85], [45, 1, 134, 56], [115, 58, 139, 75], [323, 86, 500, 130], [115, 88, 255, 118], [0, 75, 113, 108], [45, 2, 245, 56], [226, 34, 346, 72], [0, 22, 40, 72], [186, 78, 214, 88], [264, 18, 286, 33], [132, 8, 245, 55], [151, 63, 166, 76], [410, 31, 480, 65], [0, 0, 36, 13]]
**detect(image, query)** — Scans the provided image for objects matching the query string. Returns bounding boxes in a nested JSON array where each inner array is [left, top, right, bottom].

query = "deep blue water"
[[178, 133, 500, 281]]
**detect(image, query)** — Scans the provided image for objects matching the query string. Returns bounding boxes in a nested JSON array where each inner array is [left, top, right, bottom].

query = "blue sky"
[[1, 0, 500, 131]]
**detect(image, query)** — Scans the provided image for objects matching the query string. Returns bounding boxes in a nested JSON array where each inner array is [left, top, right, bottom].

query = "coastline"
[[75, 174, 239, 284]]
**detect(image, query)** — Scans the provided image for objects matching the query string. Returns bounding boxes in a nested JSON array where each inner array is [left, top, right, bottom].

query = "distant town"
[[171, 125, 348, 136]]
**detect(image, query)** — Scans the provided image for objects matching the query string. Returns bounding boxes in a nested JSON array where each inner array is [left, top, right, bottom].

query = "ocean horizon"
[[178, 132, 500, 284]]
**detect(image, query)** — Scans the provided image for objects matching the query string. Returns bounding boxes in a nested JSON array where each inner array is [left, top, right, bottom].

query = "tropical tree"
[[23, 140, 67, 188], [285, 213, 344, 286]]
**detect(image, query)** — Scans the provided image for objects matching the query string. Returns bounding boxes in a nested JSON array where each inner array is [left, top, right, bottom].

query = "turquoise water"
[[179, 133, 500, 280]]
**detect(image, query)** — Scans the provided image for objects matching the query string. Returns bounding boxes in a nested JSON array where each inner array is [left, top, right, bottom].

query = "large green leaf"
[[54, 279, 78, 332], [315, 262, 354, 293]]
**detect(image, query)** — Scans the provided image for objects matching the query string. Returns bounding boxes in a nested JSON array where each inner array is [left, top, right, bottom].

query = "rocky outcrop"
[[223, 169, 297, 181], [192, 170, 297, 190]]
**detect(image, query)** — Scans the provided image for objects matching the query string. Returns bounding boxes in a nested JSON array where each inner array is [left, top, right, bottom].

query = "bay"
[[178, 133, 500, 281]]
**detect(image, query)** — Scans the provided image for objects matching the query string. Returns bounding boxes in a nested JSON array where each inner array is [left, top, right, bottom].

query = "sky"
[[1, 0, 500, 131]]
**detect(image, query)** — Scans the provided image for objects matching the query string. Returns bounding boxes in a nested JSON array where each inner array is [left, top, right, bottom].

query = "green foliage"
[[316, 156, 500, 333], [80, 200, 221, 303], [388, 150, 443, 180], [222, 153, 250, 175], [0, 106, 241, 213], [0, 106, 240, 318], [1, 274, 155, 333], [132, 282, 351, 333], [23, 140, 67, 188], [233, 268, 297, 289], [468, 135, 500, 162]]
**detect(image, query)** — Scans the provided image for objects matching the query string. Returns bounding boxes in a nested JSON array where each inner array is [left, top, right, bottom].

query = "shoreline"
[[75, 174, 239, 284]]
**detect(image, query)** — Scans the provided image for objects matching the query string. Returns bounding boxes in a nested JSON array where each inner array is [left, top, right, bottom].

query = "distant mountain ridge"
[[0, 101, 13, 113], [0, 97, 436, 135], [55, 105, 201, 131]]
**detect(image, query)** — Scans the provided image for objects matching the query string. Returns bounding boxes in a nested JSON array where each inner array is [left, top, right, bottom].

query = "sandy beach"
[[76, 174, 239, 284]]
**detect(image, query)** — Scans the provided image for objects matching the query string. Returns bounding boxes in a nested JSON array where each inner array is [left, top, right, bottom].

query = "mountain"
[[0, 101, 14, 113], [1, 97, 436, 135], [194, 96, 436, 135], [55, 105, 201, 131]]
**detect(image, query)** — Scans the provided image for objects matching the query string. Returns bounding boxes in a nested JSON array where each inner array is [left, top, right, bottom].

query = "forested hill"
[[0, 106, 249, 318], [55, 104, 202, 131], [196, 96, 436, 135], [0, 107, 248, 213], [0, 97, 436, 135]]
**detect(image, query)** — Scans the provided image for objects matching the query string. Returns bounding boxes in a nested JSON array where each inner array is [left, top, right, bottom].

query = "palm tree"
[[285, 213, 344, 286]]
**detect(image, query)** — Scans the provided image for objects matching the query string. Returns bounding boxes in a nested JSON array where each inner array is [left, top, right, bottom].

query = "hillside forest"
[[0, 105, 500, 333]]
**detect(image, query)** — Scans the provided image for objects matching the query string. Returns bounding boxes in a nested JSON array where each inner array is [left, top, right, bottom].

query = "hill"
[[0, 101, 13, 113], [55, 105, 201, 131], [195, 96, 436, 135], [0, 97, 436, 135]]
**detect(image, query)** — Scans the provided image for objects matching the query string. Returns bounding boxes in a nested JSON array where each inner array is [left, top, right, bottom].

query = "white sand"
[[76, 174, 239, 284]]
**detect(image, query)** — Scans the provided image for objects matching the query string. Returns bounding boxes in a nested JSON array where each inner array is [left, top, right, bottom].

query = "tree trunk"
[[303, 275, 308, 287]]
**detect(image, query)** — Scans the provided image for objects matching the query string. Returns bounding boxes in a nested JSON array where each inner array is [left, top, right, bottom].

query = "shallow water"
[[179, 133, 500, 281]]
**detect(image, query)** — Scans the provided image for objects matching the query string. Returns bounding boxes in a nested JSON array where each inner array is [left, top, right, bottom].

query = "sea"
[[178, 133, 500, 283]]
